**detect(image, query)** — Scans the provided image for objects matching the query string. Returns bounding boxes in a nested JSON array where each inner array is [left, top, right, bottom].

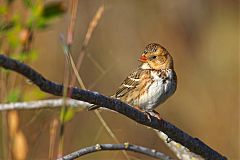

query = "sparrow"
[[88, 43, 177, 119]]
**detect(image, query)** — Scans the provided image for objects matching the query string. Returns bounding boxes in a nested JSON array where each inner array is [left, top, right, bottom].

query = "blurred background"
[[0, 0, 239, 159]]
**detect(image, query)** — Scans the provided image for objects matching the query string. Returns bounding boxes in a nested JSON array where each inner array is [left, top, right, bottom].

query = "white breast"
[[137, 70, 176, 111]]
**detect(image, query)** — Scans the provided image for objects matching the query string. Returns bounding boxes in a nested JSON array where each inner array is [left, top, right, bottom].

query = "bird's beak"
[[138, 54, 147, 62]]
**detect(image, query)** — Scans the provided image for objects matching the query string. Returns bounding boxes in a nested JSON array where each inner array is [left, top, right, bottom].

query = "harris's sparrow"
[[88, 43, 177, 119]]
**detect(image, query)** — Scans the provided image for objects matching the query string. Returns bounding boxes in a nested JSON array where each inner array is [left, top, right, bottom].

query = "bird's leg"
[[133, 106, 152, 122], [143, 110, 161, 120], [151, 110, 161, 120], [144, 111, 152, 122]]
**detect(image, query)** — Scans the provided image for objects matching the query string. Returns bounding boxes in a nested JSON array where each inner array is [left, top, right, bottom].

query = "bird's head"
[[139, 43, 174, 70]]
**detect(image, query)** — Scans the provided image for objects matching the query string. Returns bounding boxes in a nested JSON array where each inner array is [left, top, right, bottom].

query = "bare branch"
[[57, 143, 173, 160], [0, 99, 90, 111], [156, 131, 204, 160], [0, 54, 227, 160], [70, 4, 104, 86]]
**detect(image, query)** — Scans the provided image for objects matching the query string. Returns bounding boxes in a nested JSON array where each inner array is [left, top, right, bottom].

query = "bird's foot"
[[143, 110, 161, 120], [133, 106, 152, 122], [143, 110, 161, 122], [133, 107, 162, 122], [143, 111, 152, 122], [151, 110, 161, 120]]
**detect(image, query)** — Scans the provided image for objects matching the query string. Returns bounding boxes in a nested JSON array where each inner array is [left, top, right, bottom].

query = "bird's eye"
[[150, 56, 157, 60]]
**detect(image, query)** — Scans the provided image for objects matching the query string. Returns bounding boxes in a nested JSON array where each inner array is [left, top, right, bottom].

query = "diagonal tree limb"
[[57, 143, 173, 160], [0, 54, 227, 160]]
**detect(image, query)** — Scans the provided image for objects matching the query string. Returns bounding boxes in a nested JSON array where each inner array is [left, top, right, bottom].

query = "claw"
[[133, 106, 152, 122], [144, 111, 152, 122], [152, 110, 161, 120], [145, 110, 161, 120], [133, 106, 162, 122]]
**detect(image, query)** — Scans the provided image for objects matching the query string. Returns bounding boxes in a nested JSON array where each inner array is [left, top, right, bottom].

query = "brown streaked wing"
[[114, 69, 142, 98]]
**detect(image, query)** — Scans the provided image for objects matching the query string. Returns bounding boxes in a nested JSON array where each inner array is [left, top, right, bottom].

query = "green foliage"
[[22, 0, 33, 8], [1, 1, 66, 33], [23, 87, 46, 101], [5, 0, 15, 5], [0, 6, 14, 32], [34, 17, 47, 29], [42, 2, 65, 19], [6, 89, 21, 102], [26, 2, 65, 29], [6, 23, 21, 49], [0, 21, 15, 32], [60, 107, 75, 123], [0, 0, 66, 103], [0, 5, 7, 15], [26, 3, 42, 28], [11, 50, 38, 61]]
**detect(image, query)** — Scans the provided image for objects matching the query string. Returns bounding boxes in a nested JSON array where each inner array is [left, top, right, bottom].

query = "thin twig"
[[67, 0, 79, 46], [49, 118, 59, 160], [70, 4, 104, 86], [68, 45, 131, 160], [57, 1, 78, 155], [66, 4, 130, 159], [57, 143, 173, 160], [0, 99, 90, 111], [58, 2, 80, 155], [0, 54, 227, 160], [58, 35, 72, 157]]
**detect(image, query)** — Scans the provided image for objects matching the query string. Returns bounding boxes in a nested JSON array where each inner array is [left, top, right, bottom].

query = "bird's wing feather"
[[114, 69, 144, 98], [88, 69, 144, 110]]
